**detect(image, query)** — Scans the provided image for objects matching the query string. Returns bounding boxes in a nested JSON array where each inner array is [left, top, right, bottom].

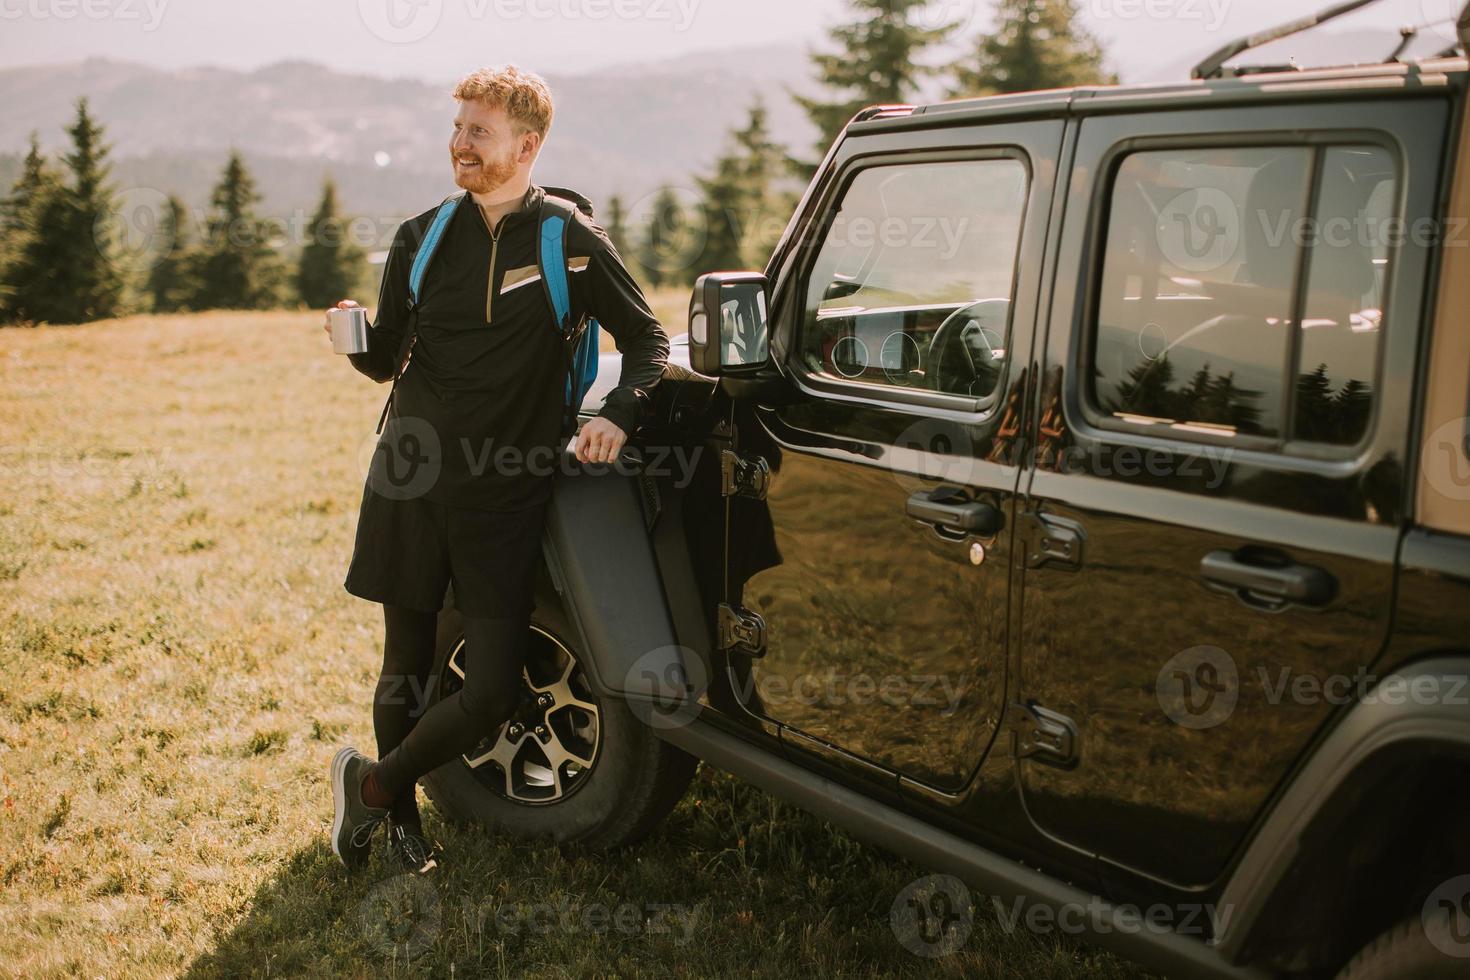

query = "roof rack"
[[1192, 0, 1385, 79], [1191, 0, 1470, 79]]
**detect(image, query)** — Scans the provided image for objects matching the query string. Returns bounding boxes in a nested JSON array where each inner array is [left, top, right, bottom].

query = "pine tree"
[[146, 195, 192, 313], [0, 134, 50, 237], [1333, 377, 1373, 445], [952, 0, 1115, 98], [604, 194, 629, 258], [2, 101, 124, 324], [637, 186, 687, 290], [0, 134, 60, 323], [190, 151, 283, 310], [792, 0, 959, 175], [697, 100, 792, 273], [296, 178, 364, 308], [1293, 362, 1335, 443]]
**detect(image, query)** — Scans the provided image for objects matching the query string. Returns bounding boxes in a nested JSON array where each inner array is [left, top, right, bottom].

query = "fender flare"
[[1215, 655, 1470, 961]]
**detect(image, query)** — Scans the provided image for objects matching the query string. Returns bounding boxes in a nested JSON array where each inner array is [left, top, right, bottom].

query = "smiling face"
[[448, 99, 538, 196]]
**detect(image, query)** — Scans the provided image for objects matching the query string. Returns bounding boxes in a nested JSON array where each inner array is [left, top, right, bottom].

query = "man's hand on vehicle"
[[322, 299, 361, 339], [573, 416, 627, 465]]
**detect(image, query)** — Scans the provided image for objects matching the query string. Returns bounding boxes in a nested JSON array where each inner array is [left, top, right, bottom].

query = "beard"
[[451, 146, 519, 195]]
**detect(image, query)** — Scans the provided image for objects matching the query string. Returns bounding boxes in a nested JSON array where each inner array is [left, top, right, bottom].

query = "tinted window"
[[1091, 144, 1395, 447], [1293, 146, 1395, 445], [799, 158, 1028, 399]]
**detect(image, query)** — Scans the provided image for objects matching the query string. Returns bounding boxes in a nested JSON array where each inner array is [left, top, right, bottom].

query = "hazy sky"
[[0, 0, 1455, 83]]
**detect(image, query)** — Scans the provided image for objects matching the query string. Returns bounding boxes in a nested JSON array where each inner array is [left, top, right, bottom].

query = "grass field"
[[0, 298, 1141, 978]]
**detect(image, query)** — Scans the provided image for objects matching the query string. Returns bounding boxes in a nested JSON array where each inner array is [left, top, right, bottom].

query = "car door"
[[1015, 96, 1447, 889], [723, 116, 1063, 797]]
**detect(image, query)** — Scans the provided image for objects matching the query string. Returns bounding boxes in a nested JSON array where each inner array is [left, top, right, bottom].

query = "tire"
[[1335, 907, 1470, 980], [419, 597, 698, 850]]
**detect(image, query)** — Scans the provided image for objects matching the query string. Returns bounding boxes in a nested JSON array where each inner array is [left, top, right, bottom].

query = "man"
[[324, 65, 669, 875]]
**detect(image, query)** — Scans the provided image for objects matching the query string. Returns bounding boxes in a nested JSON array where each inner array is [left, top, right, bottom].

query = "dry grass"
[[0, 298, 1139, 978]]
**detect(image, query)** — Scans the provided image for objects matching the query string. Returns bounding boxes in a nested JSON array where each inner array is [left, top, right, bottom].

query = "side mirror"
[[688, 272, 770, 377]]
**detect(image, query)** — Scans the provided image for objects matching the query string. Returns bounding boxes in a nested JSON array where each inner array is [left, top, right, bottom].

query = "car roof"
[[844, 56, 1468, 135]]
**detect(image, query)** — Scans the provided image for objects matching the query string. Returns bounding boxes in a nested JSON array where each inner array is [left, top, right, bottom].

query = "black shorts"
[[343, 483, 549, 619]]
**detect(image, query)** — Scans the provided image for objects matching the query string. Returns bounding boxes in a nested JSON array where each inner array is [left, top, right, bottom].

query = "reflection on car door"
[[725, 120, 1063, 798], [1016, 99, 1445, 889]]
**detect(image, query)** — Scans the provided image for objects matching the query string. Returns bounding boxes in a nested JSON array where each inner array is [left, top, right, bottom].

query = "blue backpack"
[[375, 187, 602, 437]]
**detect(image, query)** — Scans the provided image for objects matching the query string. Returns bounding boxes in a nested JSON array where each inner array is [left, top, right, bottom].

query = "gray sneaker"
[[330, 747, 389, 869]]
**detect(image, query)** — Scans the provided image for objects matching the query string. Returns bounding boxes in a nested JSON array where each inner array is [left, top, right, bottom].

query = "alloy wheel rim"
[[443, 625, 601, 804]]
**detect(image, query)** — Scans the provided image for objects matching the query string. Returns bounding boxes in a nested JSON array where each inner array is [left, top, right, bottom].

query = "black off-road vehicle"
[[414, 6, 1470, 976]]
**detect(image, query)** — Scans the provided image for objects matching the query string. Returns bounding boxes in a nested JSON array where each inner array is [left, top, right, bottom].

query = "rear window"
[[1090, 143, 1397, 448]]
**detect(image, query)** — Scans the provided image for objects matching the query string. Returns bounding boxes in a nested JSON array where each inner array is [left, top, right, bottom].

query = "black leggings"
[[371, 604, 530, 822]]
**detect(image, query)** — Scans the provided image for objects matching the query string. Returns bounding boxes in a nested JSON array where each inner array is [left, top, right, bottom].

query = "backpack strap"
[[537, 193, 604, 440], [375, 192, 465, 435], [538, 195, 584, 440], [538, 195, 575, 335], [409, 192, 464, 307]]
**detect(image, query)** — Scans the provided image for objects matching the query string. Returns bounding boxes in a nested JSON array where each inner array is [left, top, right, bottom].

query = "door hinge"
[[1008, 701, 1078, 769], [721, 449, 770, 500], [718, 603, 767, 657], [1021, 511, 1084, 570]]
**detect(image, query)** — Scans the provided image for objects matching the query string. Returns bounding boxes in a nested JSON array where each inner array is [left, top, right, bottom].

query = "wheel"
[[419, 596, 698, 849], [1335, 905, 1470, 979]]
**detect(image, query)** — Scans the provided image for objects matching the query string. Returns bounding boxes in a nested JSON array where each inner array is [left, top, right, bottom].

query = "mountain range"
[[0, 26, 1428, 234], [0, 46, 817, 227]]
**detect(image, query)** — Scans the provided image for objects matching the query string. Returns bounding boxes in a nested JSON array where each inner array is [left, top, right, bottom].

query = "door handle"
[[906, 486, 1003, 537], [1200, 549, 1336, 609]]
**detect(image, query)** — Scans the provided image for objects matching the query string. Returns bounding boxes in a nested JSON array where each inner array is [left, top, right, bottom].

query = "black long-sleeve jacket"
[[349, 183, 670, 510]]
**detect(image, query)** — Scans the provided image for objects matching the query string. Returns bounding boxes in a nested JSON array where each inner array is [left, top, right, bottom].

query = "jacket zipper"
[[484, 210, 502, 323]]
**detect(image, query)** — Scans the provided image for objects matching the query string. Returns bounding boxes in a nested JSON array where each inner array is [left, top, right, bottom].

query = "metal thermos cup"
[[328, 307, 370, 354]]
